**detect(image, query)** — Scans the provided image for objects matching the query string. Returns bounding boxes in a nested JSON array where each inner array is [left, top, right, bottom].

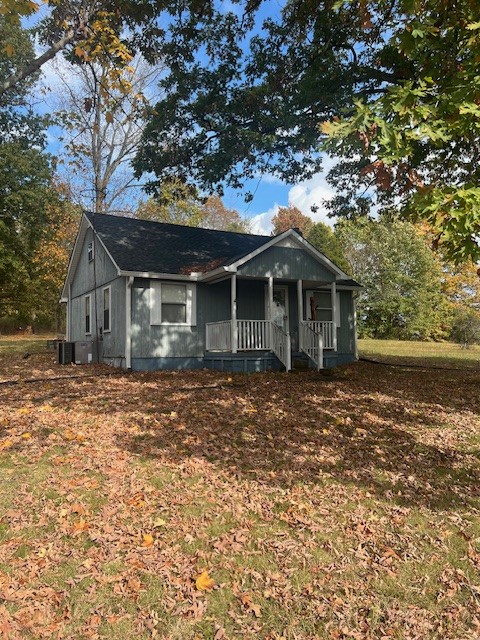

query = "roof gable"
[[84, 212, 270, 275], [62, 213, 360, 299]]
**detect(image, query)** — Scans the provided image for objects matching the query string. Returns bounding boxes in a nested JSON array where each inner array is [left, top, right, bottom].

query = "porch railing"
[[300, 321, 336, 350], [271, 322, 291, 372], [205, 320, 231, 351], [299, 322, 323, 370], [237, 320, 270, 350], [206, 319, 291, 371]]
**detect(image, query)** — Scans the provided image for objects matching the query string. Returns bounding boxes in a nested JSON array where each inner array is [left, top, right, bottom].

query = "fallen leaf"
[[153, 517, 167, 528], [142, 533, 154, 547], [196, 570, 215, 591], [72, 519, 89, 534]]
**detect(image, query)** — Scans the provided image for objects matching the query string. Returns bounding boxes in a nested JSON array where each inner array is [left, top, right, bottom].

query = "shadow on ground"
[[110, 362, 480, 512]]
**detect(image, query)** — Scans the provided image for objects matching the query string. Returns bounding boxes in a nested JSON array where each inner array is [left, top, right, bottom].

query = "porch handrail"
[[206, 319, 292, 371], [206, 320, 231, 351], [271, 322, 291, 371], [300, 322, 323, 370], [237, 320, 270, 350], [300, 321, 335, 350]]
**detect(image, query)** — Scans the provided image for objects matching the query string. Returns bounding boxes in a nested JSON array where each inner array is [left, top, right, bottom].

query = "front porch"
[[204, 274, 339, 371], [205, 318, 336, 371]]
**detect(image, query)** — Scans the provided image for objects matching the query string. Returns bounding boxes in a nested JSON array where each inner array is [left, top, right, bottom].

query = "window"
[[162, 283, 187, 323], [85, 295, 91, 334], [103, 286, 111, 332], [311, 291, 332, 322], [150, 281, 196, 325], [306, 290, 341, 326], [87, 241, 94, 262]]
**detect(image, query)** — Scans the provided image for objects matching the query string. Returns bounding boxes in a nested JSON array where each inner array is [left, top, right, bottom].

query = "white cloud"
[[288, 173, 336, 227], [249, 164, 338, 235], [250, 204, 280, 235]]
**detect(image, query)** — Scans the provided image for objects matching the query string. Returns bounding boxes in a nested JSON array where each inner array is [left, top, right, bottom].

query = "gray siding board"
[[71, 228, 118, 298], [102, 277, 126, 360], [237, 279, 266, 320], [238, 246, 335, 281], [132, 280, 207, 359], [337, 290, 355, 355], [70, 275, 126, 361], [204, 280, 231, 323]]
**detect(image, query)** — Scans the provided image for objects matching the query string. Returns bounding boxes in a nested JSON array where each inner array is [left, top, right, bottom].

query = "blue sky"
[[33, 1, 338, 235]]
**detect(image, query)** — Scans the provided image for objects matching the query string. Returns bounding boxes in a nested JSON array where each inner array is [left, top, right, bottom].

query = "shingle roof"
[[86, 212, 271, 274], [337, 278, 363, 288]]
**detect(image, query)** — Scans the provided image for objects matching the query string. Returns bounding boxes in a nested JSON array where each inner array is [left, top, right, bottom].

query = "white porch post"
[[125, 276, 133, 369], [268, 276, 274, 349], [66, 283, 72, 341], [353, 293, 358, 360], [331, 280, 338, 352], [297, 279, 303, 351], [231, 273, 238, 353]]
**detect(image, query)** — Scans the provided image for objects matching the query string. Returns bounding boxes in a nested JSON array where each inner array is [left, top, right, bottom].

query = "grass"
[[359, 337, 480, 368], [0, 333, 57, 355], [0, 337, 478, 639]]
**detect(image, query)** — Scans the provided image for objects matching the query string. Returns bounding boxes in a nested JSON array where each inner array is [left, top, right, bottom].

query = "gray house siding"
[[70, 228, 118, 298], [238, 246, 335, 282], [69, 228, 126, 365], [131, 279, 204, 364]]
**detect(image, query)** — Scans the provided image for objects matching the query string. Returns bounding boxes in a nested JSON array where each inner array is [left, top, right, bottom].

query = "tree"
[[0, 143, 59, 324], [0, 16, 47, 145], [442, 261, 480, 309], [136, 181, 250, 231], [271, 206, 313, 236], [200, 196, 250, 232], [451, 307, 480, 348], [0, 15, 64, 328], [306, 222, 351, 274], [0, 0, 140, 96], [322, 0, 480, 263], [53, 56, 160, 213], [136, 177, 205, 226], [337, 218, 451, 340], [27, 185, 81, 330], [132, 0, 480, 261]]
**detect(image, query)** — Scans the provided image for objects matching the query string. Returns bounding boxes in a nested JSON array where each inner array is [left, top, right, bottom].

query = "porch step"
[[292, 355, 310, 370]]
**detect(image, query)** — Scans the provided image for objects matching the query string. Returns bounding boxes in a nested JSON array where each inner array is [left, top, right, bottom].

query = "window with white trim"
[[150, 281, 197, 326], [103, 286, 111, 332], [85, 295, 92, 334], [87, 241, 94, 262], [306, 290, 341, 326]]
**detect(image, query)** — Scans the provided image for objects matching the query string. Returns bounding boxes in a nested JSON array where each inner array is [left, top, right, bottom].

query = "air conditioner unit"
[[57, 341, 75, 365], [75, 341, 93, 364]]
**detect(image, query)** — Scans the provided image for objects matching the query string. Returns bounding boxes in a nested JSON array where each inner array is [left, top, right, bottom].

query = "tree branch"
[[1, 29, 76, 96]]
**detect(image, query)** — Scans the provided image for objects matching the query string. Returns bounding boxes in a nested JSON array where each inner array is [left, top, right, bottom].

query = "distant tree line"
[[271, 205, 480, 346]]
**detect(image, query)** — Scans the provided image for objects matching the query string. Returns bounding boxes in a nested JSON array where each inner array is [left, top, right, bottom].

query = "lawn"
[[0, 340, 479, 639], [359, 338, 480, 369], [0, 334, 58, 355]]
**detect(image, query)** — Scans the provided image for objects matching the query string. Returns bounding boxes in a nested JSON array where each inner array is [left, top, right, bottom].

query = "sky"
[[32, 0, 339, 237], [222, 159, 338, 235]]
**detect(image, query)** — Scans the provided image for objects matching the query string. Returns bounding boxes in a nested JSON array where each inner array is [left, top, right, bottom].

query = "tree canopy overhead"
[[3, 0, 480, 261], [131, 0, 480, 262]]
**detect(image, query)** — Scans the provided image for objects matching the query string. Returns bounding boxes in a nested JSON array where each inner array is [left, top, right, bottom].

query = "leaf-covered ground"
[[0, 351, 479, 639]]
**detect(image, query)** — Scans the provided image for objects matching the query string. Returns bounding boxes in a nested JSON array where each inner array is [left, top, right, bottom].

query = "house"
[[61, 212, 362, 372]]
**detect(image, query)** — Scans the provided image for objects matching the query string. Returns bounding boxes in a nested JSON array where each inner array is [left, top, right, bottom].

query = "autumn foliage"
[[0, 349, 478, 638]]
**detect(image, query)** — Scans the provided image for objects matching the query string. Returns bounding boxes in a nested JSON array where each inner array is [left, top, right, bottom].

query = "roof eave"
[[222, 228, 352, 280], [118, 270, 202, 281]]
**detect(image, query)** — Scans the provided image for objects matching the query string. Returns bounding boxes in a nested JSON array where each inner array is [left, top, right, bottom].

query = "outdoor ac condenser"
[[74, 341, 93, 364], [57, 341, 75, 365]]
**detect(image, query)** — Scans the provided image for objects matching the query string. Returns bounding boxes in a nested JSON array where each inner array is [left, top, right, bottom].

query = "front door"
[[272, 286, 289, 332]]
